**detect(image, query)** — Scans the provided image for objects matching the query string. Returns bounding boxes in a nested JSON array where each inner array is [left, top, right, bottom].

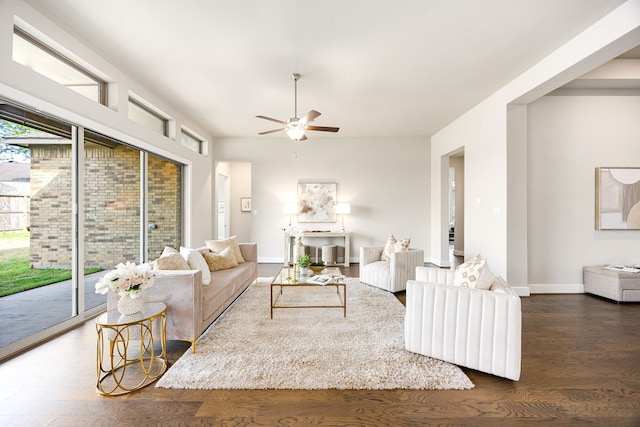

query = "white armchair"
[[359, 246, 424, 292], [404, 266, 522, 381]]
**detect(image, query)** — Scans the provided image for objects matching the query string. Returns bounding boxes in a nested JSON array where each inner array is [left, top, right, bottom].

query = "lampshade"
[[336, 203, 351, 215], [283, 203, 298, 215], [286, 127, 305, 141]]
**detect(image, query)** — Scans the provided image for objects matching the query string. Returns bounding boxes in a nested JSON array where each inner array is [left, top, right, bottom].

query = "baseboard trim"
[[259, 257, 284, 264], [426, 257, 451, 268], [529, 283, 585, 294], [512, 286, 531, 297]]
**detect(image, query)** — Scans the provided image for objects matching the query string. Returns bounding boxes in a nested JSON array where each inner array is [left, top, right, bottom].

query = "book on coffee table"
[[307, 274, 345, 285]]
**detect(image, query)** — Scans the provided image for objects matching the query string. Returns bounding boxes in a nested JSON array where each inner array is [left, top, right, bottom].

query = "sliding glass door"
[[0, 100, 184, 361], [147, 153, 182, 260], [83, 131, 142, 312], [0, 106, 75, 350]]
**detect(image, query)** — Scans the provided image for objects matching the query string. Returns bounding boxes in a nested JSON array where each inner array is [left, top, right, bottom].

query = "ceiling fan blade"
[[299, 110, 321, 124], [258, 128, 285, 135], [306, 125, 339, 133], [256, 115, 287, 125]]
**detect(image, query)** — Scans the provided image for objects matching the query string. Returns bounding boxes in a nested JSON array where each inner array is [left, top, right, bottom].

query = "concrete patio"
[[0, 271, 106, 347]]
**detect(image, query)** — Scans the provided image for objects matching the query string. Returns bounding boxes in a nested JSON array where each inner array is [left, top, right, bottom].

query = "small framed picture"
[[241, 197, 251, 212]]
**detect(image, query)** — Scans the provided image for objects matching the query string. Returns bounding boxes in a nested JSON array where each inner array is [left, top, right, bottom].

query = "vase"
[[292, 237, 305, 263], [117, 294, 143, 315]]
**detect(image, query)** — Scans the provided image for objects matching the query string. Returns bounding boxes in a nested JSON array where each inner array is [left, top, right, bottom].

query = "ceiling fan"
[[256, 73, 339, 141]]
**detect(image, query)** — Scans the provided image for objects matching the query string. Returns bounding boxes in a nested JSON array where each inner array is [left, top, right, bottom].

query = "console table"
[[284, 231, 351, 267]]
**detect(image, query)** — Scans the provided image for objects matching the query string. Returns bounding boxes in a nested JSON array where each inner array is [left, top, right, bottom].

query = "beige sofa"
[[404, 266, 522, 381], [107, 243, 257, 352]]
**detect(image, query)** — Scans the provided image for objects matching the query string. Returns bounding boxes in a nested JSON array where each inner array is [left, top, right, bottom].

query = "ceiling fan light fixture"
[[257, 73, 339, 142], [286, 127, 306, 141]]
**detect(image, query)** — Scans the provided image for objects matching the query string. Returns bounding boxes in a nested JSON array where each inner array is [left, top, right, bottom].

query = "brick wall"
[[30, 144, 181, 269], [83, 145, 141, 268], [30, 146, 73, 268], [147, 154, 181, 260]]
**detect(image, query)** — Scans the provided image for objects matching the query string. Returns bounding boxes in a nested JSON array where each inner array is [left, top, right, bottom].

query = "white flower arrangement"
[[95, 261, 155, 298]]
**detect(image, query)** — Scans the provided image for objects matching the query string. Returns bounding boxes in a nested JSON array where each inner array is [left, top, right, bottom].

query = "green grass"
[[0, 231, 102, 297]]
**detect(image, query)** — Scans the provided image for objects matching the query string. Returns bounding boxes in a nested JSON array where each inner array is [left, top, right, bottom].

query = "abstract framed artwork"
[[595, 167, 640, 230], [297, 182, 337, 223]]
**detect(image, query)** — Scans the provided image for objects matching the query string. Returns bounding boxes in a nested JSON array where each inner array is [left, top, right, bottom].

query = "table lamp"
[[283, 203, 298, 226], [336, 202, 351, 232]]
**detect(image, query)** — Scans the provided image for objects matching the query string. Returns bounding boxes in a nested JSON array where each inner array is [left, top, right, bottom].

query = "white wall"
[[528, 95, 640, 289], [0, 1, 214, 248], [229, 162, 252, 243], [212, 136, 430, 263], [430, 0, 640, 292]]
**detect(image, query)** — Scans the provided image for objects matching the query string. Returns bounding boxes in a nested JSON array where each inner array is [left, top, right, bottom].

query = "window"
[[180, 128, 205, 154], [0, 99, 184, 362], [128, 97, 169, 136], [12, 27, 106, 104]]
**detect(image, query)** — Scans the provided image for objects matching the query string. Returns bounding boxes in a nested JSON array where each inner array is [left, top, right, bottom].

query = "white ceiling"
[[25, 0, 632, 139]]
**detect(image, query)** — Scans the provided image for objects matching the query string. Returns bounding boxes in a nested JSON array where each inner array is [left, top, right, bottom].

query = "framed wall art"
[[595, 167, 640, 230], [297, 182, 337, 223], [240, 197, 251, 212]]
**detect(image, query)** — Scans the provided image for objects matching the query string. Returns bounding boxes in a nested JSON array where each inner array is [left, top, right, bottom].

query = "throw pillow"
[[453, 253, 486, 288], [381, 234, 411, 261], [205, 235, 245, 263], [394, 237, 411, 252], [154, 246, 191, 271], [180, 246, 211, 285], [476, 264, 496, 290], [203, 246, 238, 271], [381, 234, 397, 261]]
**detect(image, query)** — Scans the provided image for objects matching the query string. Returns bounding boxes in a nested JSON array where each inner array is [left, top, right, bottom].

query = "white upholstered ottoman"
[[583, 266, 640, 303]]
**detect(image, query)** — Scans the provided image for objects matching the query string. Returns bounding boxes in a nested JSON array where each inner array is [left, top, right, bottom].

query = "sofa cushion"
[[206, 235, 245, 263], [154, 246, 191, 270], [180, 246, 211, 285], [360, 260, 391, 285], [453, 253, 487, 288], [203, 246, 238, 271], [202, 261, 257, 308]]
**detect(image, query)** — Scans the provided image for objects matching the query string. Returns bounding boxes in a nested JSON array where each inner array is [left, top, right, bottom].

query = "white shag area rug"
[[156, 277, 474, 390]]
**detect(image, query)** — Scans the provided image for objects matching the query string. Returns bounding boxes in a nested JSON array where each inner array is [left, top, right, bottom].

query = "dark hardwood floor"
[[1, 262, 639, 426]]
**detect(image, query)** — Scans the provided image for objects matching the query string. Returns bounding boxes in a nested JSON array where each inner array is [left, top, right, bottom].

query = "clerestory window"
[[12, 27, 107, 104]]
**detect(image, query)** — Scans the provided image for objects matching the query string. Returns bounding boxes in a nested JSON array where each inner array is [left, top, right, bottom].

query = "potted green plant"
[[296, 254, 311, 275]]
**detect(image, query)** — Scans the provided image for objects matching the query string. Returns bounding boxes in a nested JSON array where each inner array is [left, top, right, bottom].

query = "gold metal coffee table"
[[95, 302, 167, 396], [270, 266, 346, 318]]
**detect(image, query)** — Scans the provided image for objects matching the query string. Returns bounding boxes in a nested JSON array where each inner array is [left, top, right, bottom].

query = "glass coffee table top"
[[270, 266, 346, 318]]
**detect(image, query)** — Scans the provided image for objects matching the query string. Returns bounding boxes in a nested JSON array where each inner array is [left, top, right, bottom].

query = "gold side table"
[[96, 302, 167, 396]]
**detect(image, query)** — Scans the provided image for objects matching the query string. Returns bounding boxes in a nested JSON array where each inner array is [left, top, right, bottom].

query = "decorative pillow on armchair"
[[154, 246, 191, 270], [453, 253, 494, 289], [205, 235, 245, 263], [381, 234, 411, 261]]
